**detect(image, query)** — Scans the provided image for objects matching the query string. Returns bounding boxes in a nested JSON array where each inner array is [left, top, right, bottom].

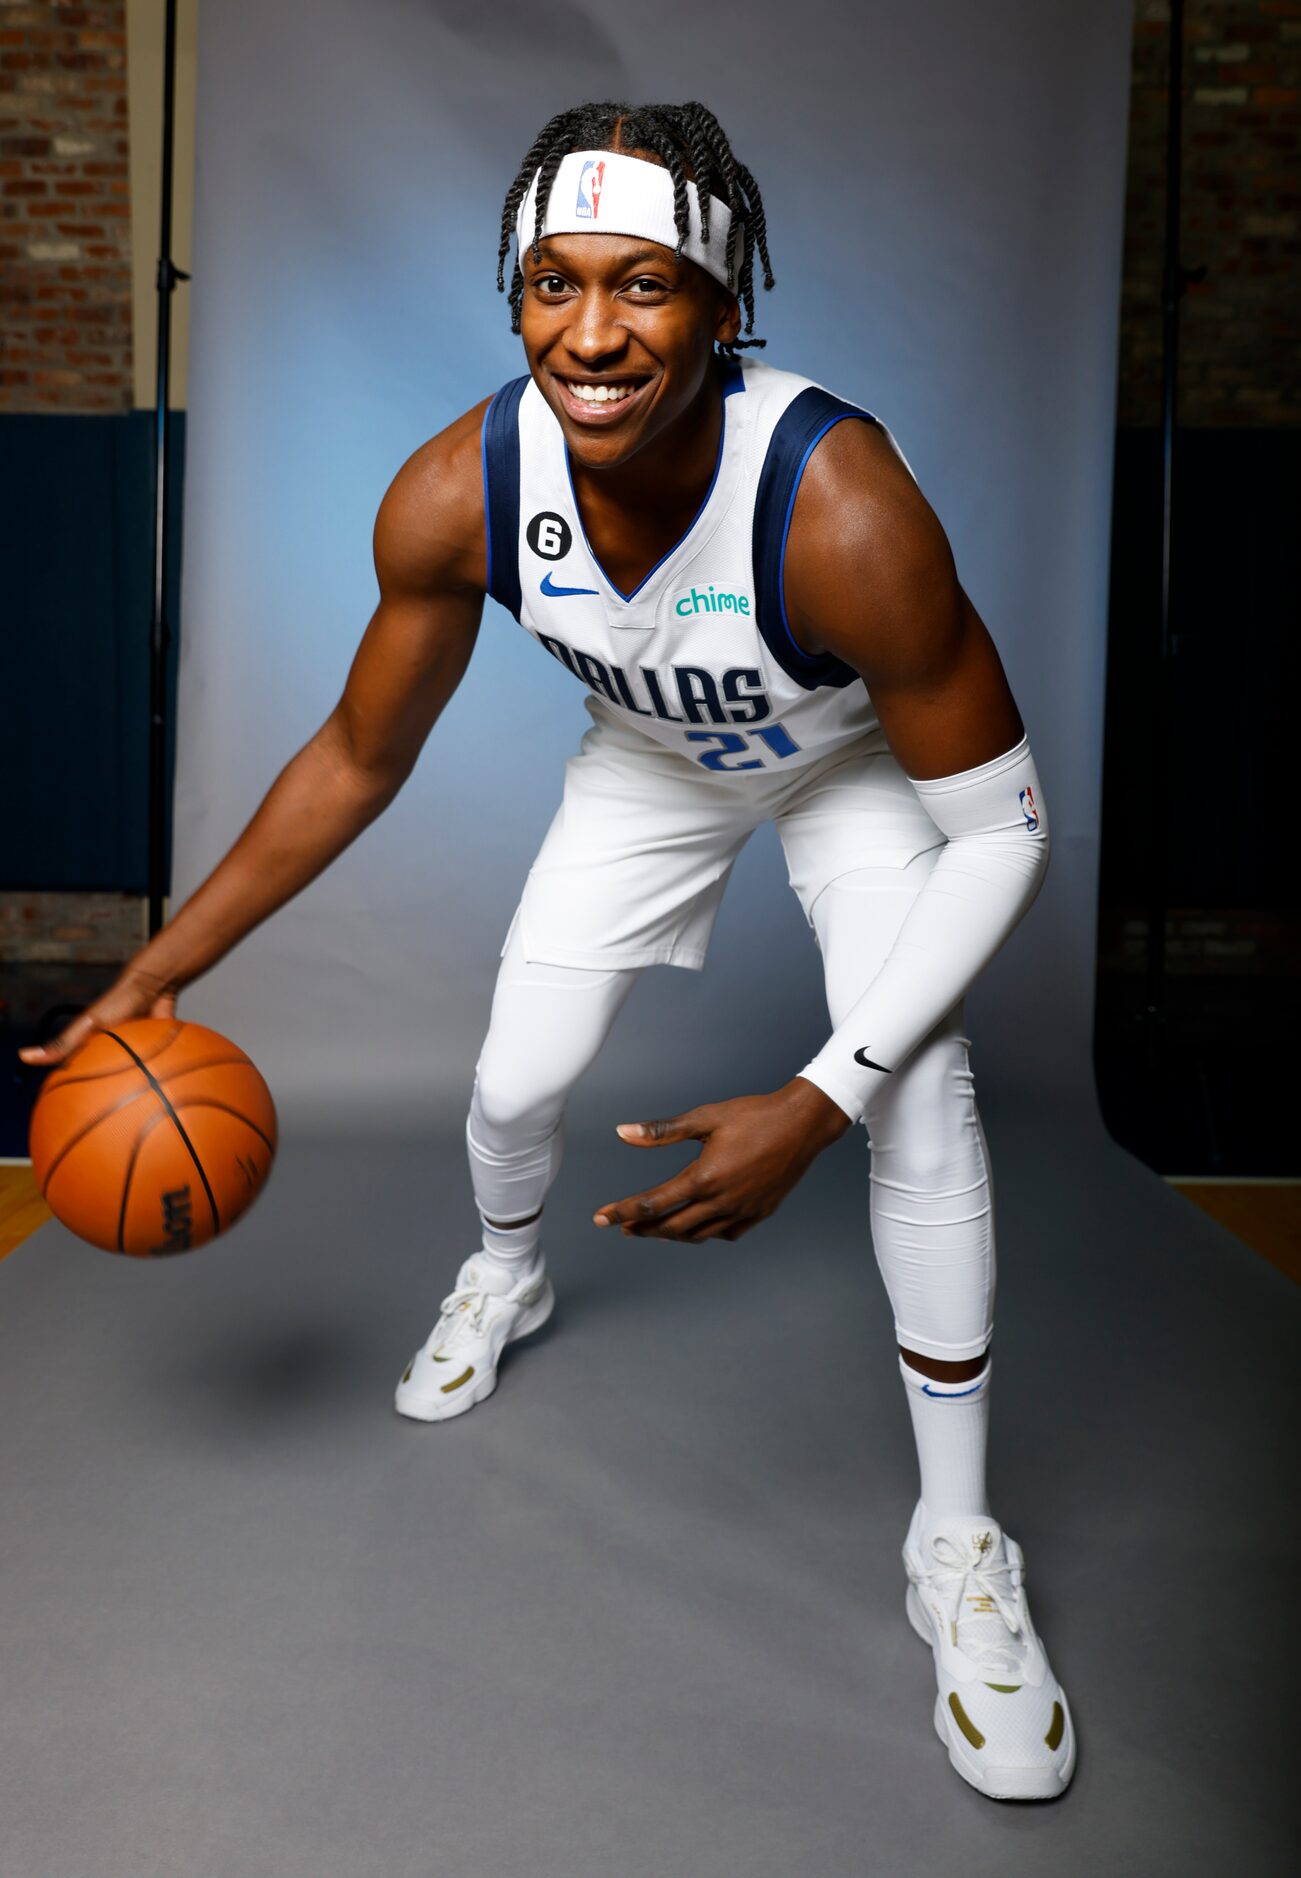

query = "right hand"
[[17, 963, 179, 1071]]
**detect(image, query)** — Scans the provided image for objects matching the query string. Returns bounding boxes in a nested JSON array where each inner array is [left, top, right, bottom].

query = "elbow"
[[1033, 829, 1050, 902], [1026, 817, 1051, 906], [315, 714, 411, 811]]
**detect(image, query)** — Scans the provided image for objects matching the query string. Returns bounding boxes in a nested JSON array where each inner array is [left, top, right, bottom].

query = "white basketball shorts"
[[502, 697, 946, 972]]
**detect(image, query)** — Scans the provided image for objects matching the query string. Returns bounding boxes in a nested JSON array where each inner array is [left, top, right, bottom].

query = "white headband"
[[514, 148, 742, 292]]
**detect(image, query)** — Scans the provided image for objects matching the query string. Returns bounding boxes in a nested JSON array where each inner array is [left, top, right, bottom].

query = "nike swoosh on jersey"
[[540, 571, 599, 598], [853, 1046, 892, 1073]]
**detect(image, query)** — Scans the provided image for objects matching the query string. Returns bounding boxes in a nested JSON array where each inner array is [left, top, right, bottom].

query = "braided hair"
[[496, 101, 776, 354]]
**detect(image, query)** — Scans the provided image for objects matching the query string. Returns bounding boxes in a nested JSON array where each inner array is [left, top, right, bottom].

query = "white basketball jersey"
[[481, 356, 898, 779]]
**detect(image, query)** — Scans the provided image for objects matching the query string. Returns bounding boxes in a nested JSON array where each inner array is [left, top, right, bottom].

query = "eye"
[[533, 273, 571, 295], [626, 276, 670, 295]]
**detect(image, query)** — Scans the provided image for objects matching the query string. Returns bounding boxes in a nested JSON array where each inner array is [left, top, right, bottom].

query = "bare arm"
[[20, 401, 491, 1066]]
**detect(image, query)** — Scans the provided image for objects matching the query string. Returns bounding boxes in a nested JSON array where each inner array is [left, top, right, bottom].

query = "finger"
[[623, 1201, 737, 1242], [593, 1174, 703, 1229], [683, 1210, 743, 1243], [17, 1011, 100, 1068], [615, 1110, 711, 1147], [150, 992, 177, 1019]]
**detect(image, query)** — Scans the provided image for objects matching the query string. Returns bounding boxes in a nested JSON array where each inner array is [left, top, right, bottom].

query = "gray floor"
[[1, 1105, 1295, 1878]]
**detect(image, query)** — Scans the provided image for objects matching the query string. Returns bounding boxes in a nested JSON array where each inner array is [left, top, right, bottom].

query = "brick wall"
[[1121, 0, 1301, 426], [0, 888, 143, 961], [0, 0, 132, 413]]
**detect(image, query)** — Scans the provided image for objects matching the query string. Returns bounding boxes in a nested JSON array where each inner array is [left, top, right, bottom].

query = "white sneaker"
[[394, 1254, 555, 1423], [903, 1503, 1076, 1801]]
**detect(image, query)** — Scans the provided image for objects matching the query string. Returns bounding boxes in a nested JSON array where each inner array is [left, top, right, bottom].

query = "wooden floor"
[[0, 1165, 52, 1260], [2, 1163, 1297, 1282], [1167, 1179, 1300, 1285]]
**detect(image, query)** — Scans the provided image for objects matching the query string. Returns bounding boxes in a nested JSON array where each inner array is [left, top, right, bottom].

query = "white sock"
[[900, 1355, 991, 1527], [477, 1209, 543, 1283]]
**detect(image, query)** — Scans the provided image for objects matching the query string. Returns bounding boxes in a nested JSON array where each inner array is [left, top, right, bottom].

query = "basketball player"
[[20, 103, 1073, 1800]]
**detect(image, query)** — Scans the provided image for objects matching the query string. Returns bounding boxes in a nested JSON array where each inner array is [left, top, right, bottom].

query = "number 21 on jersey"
[[686, 724, 802, 771]]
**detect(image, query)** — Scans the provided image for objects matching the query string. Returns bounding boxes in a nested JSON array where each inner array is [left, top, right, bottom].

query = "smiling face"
[[519, 229, 742, 471]]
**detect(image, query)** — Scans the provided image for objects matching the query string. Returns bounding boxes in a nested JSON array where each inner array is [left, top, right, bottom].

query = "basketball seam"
[[102, 1030, 221, 1239], [38, 1084, 155, 1200], [168, 1098, 274, 1155], [42, 1019, 186, 1089], [116, 1107, 170, 1253], [141, 1054, 254, 1086]]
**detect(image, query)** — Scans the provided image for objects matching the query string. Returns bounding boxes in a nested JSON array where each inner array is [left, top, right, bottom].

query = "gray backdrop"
[[174, 0, 1134, 1129]]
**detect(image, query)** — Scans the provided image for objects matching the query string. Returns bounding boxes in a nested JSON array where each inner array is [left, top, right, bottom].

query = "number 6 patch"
[[527, 511, 573, 561]]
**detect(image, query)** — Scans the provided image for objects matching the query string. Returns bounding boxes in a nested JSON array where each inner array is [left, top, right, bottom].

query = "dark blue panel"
[[0, 411, 185, 891]]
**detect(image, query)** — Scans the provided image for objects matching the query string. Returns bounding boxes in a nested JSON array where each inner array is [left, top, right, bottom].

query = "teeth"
[[569, 381, 632, 405]]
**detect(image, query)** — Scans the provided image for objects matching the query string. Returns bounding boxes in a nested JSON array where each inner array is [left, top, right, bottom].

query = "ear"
[[714, 290, 742, 349]]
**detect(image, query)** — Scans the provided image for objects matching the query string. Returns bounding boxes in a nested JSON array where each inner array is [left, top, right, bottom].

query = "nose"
[[565, 287, 628, 367]]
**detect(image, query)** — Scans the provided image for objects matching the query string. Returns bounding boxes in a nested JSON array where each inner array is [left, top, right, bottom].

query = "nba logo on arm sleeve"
[[1020, 786, 1040, 832]]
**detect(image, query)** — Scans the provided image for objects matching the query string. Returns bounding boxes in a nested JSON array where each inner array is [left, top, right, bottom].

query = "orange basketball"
[[29, 1017, 278, 1256]]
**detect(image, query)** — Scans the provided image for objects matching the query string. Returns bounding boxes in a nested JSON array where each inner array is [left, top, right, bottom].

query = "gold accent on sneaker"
[[947, 1693, 985, 1750], [984, 1683, 1021, 1694], [440, 1366, 475, 1394], [1045, 1701, 1065, 1751], [401, 1362, 413, 1383]]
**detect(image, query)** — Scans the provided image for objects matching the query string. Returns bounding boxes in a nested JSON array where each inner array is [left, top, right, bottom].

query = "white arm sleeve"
[[796, 736, 1050, 1122]]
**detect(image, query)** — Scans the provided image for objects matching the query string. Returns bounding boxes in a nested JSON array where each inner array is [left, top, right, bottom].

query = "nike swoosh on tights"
[[540, 571, 598, 598], [853, 1046, 892, 1072]]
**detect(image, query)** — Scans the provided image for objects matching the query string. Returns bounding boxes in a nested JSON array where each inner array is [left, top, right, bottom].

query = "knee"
[[866, 1031, 980, 1189], [469, 1057, 563, 1149]]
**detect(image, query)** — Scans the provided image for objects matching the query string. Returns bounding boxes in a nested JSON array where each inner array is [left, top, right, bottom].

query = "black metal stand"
[[148, 0, 190, 937], [1143, 0, 1205, 1031]]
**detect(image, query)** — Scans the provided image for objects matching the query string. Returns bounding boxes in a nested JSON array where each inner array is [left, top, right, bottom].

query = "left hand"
[[592, 1077, 853, 1243]]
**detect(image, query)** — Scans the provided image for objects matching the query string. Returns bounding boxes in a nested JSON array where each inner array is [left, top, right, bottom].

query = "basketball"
[[28, 1018, 278, 1257]]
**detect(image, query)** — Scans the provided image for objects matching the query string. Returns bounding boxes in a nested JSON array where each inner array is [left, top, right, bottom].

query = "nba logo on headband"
[[575, 158, 605, 220], [517, 149, 741, 290]]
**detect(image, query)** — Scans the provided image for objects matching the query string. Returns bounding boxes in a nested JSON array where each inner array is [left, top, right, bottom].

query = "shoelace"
[[433, 1281, 495, 1345], [926, 1534, 1027, 1676]]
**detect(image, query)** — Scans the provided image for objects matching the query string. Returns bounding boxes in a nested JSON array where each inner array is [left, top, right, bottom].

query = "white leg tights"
[[466, 914, 641, 1244], [812, 857, 996, 1526], [810, 859, 995, 1364]]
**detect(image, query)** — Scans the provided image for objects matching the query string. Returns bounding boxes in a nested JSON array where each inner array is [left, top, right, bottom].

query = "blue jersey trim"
[[753, 387, 876, 692], [480, 404, 493, 598], [563, 357, 747, 606], [481, 375, 529, 620], [719, 355, 745, 398]]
